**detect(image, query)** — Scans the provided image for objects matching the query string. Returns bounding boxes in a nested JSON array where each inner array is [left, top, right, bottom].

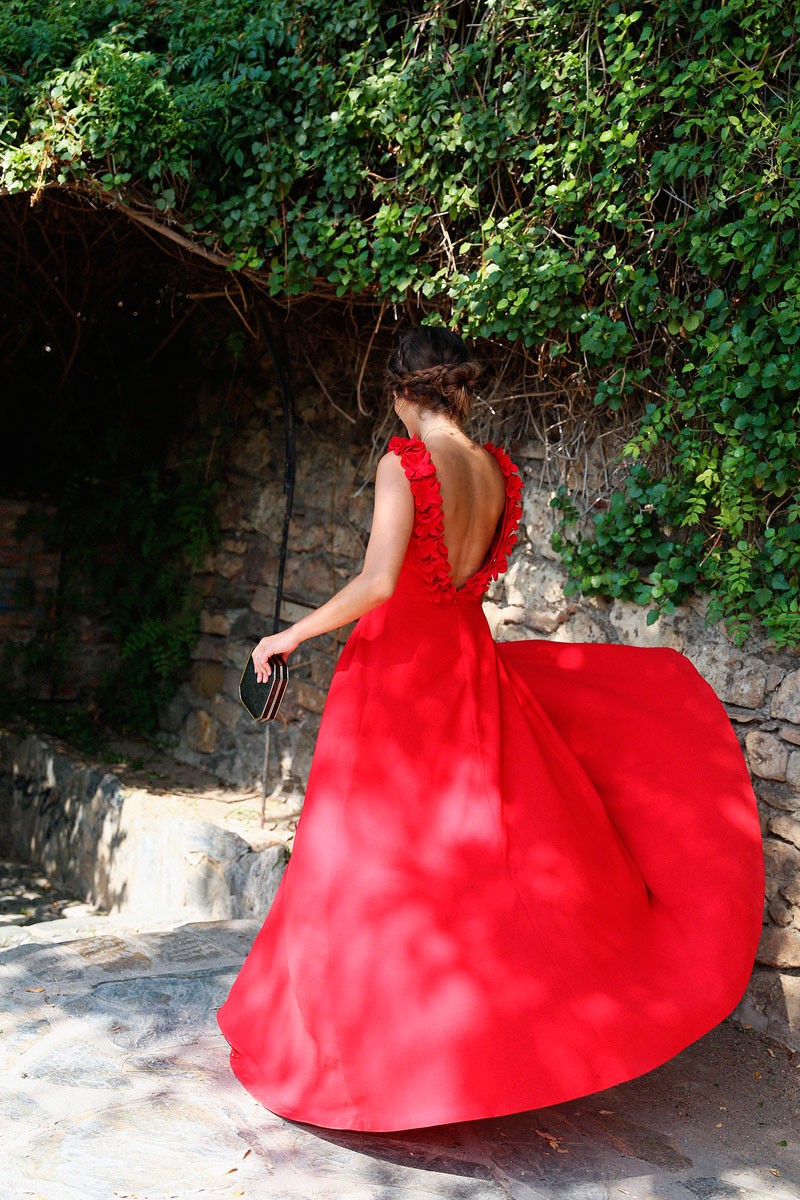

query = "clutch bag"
[[239, 654, 289, 722]]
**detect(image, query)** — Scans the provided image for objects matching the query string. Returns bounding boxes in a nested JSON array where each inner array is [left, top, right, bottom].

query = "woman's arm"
[[251, 451, 413, 681]]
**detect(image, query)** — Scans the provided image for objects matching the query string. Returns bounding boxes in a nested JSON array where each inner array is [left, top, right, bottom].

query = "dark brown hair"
[[386, 327, 481, 424]]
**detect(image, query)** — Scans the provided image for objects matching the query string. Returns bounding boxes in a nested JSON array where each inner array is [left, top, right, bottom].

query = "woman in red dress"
[[215, 327, 764, 1132]]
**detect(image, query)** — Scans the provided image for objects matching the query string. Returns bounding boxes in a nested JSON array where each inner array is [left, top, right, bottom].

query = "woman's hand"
[[252, 628, 299, 682]]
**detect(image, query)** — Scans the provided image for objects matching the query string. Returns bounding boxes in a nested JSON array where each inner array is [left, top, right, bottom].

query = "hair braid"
[[386, 329, 482, 424]]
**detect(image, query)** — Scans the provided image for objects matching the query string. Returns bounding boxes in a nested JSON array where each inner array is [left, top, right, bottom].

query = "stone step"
[[0, 732, 288, 925], [0, 858, 233, 953], [0, 909, 200, 952]]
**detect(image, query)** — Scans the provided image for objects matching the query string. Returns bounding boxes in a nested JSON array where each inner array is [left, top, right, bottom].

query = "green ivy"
[[1, 0, 799, 643]]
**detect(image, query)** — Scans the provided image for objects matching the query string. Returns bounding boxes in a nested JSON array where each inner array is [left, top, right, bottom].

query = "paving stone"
[[1, 911, 800, 1200]]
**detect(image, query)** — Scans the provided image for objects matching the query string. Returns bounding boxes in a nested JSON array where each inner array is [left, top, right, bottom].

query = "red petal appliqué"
[[388, 435, 523, 602]]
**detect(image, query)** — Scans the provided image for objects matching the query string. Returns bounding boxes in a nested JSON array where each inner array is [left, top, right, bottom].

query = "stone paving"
[[1, 861, 799, 1200]]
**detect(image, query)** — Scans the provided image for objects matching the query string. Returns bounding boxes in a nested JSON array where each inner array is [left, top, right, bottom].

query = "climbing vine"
[[1, 0, 799, 644]]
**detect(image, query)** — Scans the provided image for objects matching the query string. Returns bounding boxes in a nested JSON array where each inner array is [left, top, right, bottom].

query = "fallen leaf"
[[770, 1168, 781, 1177], [242, 1148, 252, 1159], [534, 1128, 562, 1150], [25, 987, 45, 993], [715, 1122, 723, 1128], [754, 1070, 762, 1079]]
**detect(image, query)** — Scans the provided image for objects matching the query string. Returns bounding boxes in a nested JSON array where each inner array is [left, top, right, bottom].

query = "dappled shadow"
[[285, 1019, 799, 1199], [0, 917, 797, 1199]]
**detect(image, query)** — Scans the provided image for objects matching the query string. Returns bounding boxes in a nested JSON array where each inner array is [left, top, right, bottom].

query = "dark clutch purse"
[[239, 654, 289, 722]]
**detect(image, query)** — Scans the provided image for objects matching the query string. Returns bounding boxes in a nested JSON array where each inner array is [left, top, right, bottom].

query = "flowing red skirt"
[[216, 592, 764, 1131]]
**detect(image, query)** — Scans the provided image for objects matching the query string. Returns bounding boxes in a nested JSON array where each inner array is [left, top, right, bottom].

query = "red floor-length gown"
[[215, 435, 764, 1132]]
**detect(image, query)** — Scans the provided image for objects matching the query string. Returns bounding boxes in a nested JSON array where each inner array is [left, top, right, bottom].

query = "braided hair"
[[386, 328, 481, 425]]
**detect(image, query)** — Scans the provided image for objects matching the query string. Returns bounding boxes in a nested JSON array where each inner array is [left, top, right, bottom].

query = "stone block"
[[520, 490, 562, 560], [781, 723, 800, 747], [692, 647, 768, 709], [762, 836, 800, 900], [214, 552, 245, 581], [190, 662, 225, 699], [756, 780, 799, 813], [188, 635, 227, 663], [768, 812, 800, 850], [726, 706, 763, 725], [522, 560, 573, 611], [757, 926, 800, 968], [229, 427, 273, 475], [745, 730, 789, 780], [216, 492, 244, 531], [768, 897, 794, 927], [483, 603, 526, 637], [781, 875, 800, 906], [787, 751, 800, 789], [332, 525, 365, 558], [289, 524, 326, 553], [227, 843, 288, 920], [766, 666, 786, 693], [281, 600, 316, 623], [183, 710, 218, 755], [250, 585, 275, 617], [212, 696, 244, 729], [199, 611, 231, 637], [292, 680, 328, 717], [732, 966, 800, 1051], [296, 555, 338, 596], [771, 669, 800, 722], [237, 546, 266, 585], [524, 609, 569, 634], [250, 483, 287, 535], [608, 601, 673, 648], [550, 610, 609, 644], [159, 685, 193, 735]]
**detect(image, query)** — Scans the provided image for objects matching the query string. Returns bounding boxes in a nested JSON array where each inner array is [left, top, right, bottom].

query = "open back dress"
[[215, 434, 764, 1132]]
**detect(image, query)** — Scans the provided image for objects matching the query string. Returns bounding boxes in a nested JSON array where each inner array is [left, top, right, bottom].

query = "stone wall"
[[165, 413, 800, 1051], [161, 391, 374, 794], [0, 498, 117, 698], [0, 731, 286, 924], [0, 500, 58, 696]]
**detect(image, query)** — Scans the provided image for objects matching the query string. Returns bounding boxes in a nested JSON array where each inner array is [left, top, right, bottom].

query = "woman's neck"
[[406, 411, 463, 441]]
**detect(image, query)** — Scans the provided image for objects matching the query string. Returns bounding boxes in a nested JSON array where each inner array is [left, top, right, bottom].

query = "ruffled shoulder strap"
[[388, 435, 454, 596]]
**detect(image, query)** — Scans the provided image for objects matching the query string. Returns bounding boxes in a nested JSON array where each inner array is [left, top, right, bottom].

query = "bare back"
[[424, 434, 507, 589]]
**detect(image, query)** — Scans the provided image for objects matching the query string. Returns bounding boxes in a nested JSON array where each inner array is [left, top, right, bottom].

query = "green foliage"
[[1, 0, 799, 643]]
